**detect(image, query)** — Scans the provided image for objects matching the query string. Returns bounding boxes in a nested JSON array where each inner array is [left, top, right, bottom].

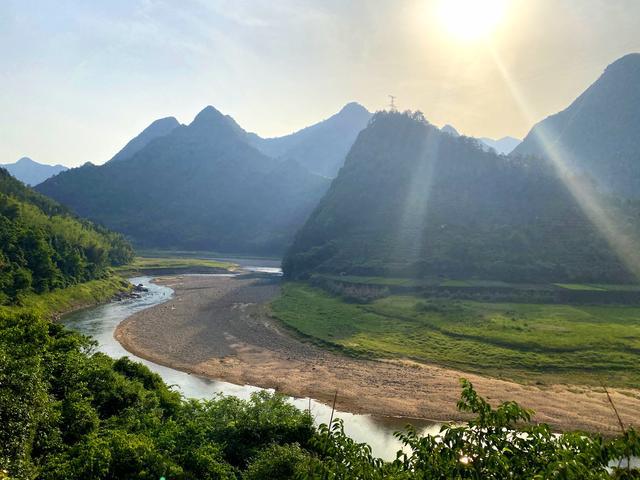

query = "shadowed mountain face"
[[248, 102, 372, 177], [37, 106, 330, 255], [1, 157, 67, 186], [512, 53, 640, 197], [283, 111, 635, 283], [108, 116, 180, 163]]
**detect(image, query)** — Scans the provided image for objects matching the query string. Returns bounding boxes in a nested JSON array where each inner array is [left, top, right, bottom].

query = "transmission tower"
[[388, 95, 397, 111]]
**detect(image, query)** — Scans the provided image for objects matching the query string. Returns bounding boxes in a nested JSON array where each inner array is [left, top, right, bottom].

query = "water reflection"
[[62, 274, 439, 459]]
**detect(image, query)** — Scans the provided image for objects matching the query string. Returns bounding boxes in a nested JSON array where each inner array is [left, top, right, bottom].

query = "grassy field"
[[115, 256, 237, 275], [271, 282, 640, 387], [0, 276, 130, 318], [321, 274, 640, 291]]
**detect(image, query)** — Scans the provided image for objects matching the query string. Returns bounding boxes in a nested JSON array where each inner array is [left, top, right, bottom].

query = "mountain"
[[248, 102, 372, 177], [283, 111, 634, 283], [479, 136, 521, 155], [1, 157, 67, 186], [512, 53, 640, 196], [0, 168, 132, 303], [441, 125, 520, 154], [108, 116, 180, 163], [440, 124, 460, 137], [37, 106, 330, 255]]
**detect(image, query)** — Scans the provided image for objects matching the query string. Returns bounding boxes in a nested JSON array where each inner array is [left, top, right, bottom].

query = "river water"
[[61, 272, 440, 460]]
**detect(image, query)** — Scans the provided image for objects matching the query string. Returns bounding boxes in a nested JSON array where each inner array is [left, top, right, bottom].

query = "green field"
[[271, 283, 640, 387], [115, 256, 237, 275], [0, 275, 130, 318]]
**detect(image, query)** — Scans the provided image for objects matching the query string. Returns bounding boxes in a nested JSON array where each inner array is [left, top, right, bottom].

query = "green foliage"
[[272, 282, 640, 386], [243, 444, 310, 480], [306, 379, 640, 479], [0, 310, 314, 479], [284, 111, 637, 284], [1, 308, 638, 478], [0, 168, 133, 304]]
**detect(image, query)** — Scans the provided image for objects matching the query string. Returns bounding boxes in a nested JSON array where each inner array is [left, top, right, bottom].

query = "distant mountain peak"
[[109, 116, 180, 163], [1, 157, 68, 186], [441, 124, 460, 137], [192, 105, 226, 124], [479, 136, 521, 155], [339, 102, 369, 115], [245, 103, 372, 177]]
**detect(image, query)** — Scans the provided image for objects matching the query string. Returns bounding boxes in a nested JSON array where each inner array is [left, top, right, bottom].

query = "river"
[[61, 271, 440, 460]]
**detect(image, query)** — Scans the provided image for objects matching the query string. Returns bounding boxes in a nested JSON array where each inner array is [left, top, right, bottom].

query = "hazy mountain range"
[[247, 102, 372, 177], [440, 124, 521, 155], [479, 136, 521, 155], [31, 53, 640, 273], [37, 106, 333, 254], [0, 157, 67, 186], [36, 102, 375, 254]]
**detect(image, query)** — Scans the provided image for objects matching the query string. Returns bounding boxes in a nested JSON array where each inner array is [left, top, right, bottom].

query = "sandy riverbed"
[[114, 274, 640, 433]]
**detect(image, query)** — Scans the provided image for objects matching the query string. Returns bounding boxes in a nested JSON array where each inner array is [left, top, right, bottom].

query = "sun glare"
[[438, 0, 508, 41]]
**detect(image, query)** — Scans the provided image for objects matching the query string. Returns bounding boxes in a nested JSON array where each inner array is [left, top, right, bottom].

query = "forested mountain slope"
[[512, 53, 640, 197], [0, 169, 132, 304], [284, 111, 635, 283], [37, 106, 330, 255]]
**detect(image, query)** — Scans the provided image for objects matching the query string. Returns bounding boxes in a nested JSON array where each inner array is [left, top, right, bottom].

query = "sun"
[[438, 0, 508, 41]]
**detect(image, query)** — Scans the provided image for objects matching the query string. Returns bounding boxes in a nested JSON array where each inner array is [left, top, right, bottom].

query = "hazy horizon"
[[2, 0, 640, 167]]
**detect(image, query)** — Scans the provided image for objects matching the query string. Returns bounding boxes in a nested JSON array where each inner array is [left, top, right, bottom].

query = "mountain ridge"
[[247, 102, 372, 177], [1, 157, 68, 186], [512, 53, 640, 196], [37, 105, 330, 255], [283, 110, 635, 283], [108, 116, 181, 163]]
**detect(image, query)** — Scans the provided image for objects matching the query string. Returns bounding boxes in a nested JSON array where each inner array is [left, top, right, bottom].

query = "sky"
[[1, 0, 639, 167]]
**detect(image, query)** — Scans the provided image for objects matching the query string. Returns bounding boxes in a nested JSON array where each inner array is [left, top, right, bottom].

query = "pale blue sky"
[[1, 0, 639, 166]]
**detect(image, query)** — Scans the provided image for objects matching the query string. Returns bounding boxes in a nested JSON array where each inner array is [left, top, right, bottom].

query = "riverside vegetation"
[[2, 307, 640, 479]]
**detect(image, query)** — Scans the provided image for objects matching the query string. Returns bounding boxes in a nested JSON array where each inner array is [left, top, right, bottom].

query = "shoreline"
[[114, 274, 640, 433]]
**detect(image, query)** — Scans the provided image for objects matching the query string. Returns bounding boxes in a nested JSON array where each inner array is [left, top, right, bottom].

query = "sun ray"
[[487, 45, 640, 278]]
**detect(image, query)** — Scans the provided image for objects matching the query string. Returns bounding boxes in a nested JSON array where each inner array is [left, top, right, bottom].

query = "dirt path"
[[115, 274, 640, 434]]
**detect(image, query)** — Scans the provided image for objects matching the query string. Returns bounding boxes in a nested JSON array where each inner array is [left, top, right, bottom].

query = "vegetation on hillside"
[[0, 169, 133, 305], [1, 308, 638, 479], [271, 283, 640, 387], [283, 111, 638, 284]]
